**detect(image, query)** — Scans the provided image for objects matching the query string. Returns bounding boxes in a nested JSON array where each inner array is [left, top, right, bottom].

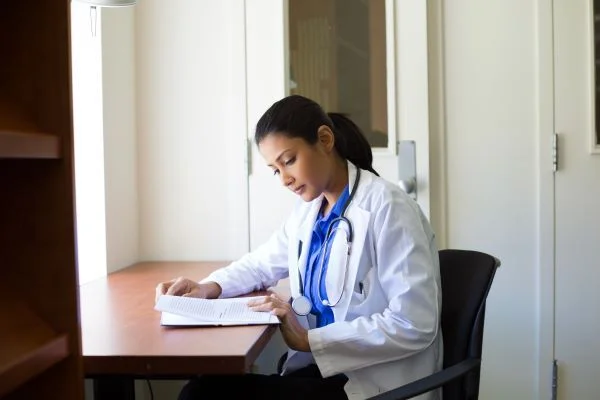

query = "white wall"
[[102, 6, 139, 273], [132, 2, 285, 398], [441, 1, 538, 398], [136, 0, 248, 262]]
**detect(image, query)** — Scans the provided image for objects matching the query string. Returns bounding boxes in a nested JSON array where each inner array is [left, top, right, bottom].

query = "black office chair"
[[368, 249, 500, 400]]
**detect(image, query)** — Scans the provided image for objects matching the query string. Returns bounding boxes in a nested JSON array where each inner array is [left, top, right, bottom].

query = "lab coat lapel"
[[289, 195, 323, 298], [326, 204, 369, 322], [324, 163, 371, 321]]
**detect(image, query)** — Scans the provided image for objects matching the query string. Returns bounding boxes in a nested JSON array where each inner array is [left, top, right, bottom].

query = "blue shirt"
[[303, 185, 350, 328]]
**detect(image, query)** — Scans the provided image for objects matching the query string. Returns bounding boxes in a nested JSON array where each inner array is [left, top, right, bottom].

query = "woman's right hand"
[[155, 277, 222, 303]]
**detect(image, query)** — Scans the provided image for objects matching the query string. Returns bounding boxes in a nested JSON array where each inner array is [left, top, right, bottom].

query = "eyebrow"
[[267, 148, 293, 167]]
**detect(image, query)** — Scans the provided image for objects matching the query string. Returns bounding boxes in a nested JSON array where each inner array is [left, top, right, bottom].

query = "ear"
[[316, 125, 335, 153]]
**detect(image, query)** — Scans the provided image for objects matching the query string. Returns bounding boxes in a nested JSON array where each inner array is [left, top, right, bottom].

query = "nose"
[[279, 171, 294, 187]]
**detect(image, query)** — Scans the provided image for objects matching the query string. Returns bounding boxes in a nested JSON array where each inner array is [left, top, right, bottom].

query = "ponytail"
[[328, 113, 379, 176]]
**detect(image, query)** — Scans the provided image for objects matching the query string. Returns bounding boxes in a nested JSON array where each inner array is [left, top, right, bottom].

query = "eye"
[[284, 156, 296, 166], [273, 169, 280, 176]]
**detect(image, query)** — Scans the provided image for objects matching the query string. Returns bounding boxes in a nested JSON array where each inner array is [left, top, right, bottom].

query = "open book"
[[155, 295, 280, 326]]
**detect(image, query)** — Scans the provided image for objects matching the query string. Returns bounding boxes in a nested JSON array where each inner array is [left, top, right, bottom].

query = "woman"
[[156, 95, 442, 400]]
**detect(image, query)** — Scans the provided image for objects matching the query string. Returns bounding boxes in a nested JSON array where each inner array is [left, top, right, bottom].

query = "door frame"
[[535, 0, 557, 398]]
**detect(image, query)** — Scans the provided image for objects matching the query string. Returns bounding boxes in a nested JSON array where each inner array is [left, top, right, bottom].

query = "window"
[[70, 2, 108, 285], [288, 0, 389, 147]]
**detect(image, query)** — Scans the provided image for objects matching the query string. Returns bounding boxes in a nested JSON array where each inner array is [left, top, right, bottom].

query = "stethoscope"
[[291, 168, 361, 316]]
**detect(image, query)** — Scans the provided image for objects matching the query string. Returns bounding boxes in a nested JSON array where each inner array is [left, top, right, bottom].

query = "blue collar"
[[319, 184, 350, 221]]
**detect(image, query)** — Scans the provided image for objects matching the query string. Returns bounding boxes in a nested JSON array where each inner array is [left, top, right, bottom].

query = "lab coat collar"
[[348, 161, 360, 195], [347, 161, 374, 204]]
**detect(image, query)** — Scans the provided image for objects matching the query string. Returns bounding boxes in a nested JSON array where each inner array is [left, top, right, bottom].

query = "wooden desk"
[[80, 262, 287, 399]]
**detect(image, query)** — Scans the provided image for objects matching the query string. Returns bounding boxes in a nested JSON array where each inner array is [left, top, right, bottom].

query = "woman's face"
[[258, 129, 334, 202]]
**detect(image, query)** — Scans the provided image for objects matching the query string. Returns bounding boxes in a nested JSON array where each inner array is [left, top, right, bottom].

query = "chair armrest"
[[366, 358, 481, 400]]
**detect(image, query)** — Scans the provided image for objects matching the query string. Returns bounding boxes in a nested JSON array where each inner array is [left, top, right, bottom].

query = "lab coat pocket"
[[350, 265, 374, 306], [346, 266, 377, 321], [350, 285, 367, 304]]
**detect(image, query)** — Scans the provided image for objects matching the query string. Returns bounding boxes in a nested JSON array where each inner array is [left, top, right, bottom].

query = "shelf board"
[[0, 97, 61, 159], [0, 131, 61, 159], [0, 300, 70, 398]]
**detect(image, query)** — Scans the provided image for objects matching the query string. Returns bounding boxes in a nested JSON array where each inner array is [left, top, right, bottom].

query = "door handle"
[[398, 140, 417, 200], [399, 178, 416, 196]]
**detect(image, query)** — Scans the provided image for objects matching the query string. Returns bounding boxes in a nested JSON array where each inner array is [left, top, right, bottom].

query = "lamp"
[[73, 0, 136, 6]]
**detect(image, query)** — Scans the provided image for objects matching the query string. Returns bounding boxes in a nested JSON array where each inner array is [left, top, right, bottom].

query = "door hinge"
[[552, 359, 558, 400], [552, 133, 559, 172]]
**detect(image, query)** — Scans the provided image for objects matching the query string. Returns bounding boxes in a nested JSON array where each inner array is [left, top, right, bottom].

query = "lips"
[[293, 185, 305, 195]]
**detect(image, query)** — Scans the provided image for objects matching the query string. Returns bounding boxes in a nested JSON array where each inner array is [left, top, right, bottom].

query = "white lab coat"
[[204, 162, 442, 400]]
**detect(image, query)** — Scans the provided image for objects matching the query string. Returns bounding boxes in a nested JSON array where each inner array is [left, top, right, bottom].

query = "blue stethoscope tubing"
[[291, 168, 361, 316]]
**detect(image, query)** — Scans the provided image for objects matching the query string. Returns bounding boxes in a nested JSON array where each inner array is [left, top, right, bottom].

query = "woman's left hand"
[[248, 294, 310, 352]]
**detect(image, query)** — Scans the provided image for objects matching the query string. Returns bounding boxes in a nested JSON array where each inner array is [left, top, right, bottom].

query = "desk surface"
[[80, 262, 287, 377]]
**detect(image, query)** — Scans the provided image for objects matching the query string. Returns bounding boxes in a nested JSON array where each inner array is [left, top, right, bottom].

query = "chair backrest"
[[439, 249, 500, 400]]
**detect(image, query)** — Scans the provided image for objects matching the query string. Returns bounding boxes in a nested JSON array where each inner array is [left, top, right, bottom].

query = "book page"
[[160, 312, 277, 326], [155, 295, 279, 325]]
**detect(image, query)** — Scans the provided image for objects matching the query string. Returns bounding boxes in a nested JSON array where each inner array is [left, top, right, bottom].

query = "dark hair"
[[254, 95, 379, 176]]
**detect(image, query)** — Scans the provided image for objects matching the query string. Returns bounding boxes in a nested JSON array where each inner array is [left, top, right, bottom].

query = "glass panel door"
[[288, 0, 388, 147]]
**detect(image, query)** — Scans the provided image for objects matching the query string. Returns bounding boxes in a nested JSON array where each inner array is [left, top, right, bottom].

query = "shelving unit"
[[0, 98, 61, 158], [0, 0, 83, 399], [0, 299, 69, 398]]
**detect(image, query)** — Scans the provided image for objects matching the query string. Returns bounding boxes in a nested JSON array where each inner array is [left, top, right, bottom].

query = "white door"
[[244, 0, 432, 249], [554, 0, 600, 398]]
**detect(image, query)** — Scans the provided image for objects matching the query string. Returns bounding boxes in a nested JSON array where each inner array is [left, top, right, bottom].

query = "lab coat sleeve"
[[200, 216, 292, 298], [308, 193, 441, 377]]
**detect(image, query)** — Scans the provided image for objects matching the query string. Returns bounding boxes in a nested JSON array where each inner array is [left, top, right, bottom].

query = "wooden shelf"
[[0, 131, 61, 159], [0, 1, 82, 397], [0, 97, 60, 159], [0, 300, 70, 398]]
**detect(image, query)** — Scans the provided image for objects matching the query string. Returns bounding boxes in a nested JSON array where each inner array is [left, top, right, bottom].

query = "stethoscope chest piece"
[[291, 295, 312, 316]]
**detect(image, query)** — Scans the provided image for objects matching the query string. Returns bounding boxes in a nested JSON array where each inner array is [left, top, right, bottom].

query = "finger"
[[247, 296, 268, 307], [269, 293, 284, 302], [267, 294, 289, 311], [249, 302, 276, 312], [165, 279, 186, 296], [269, 307, 288, 321], [159, 279, 175, 292], [155, 281, 172, 302]]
